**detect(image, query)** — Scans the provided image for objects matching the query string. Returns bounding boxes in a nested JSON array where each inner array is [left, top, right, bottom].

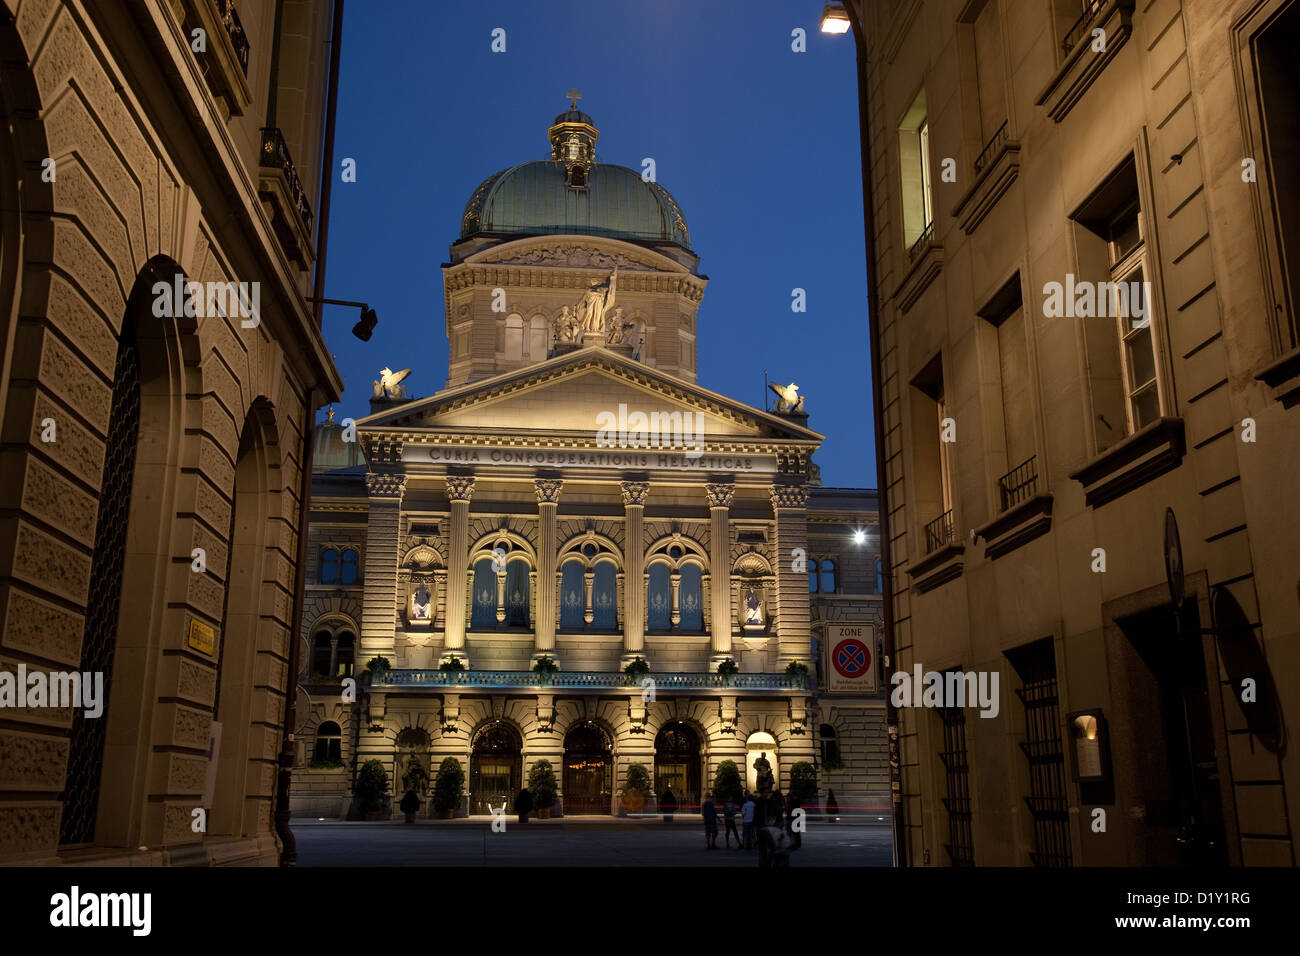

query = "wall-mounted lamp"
[[308, 296, 378, 341], [1066, 709, 1110, 783], [821, 2, 852, 34], [852, 529, 867, 545]]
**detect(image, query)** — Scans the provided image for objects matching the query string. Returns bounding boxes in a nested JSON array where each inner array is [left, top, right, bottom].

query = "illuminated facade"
[[291, 104, 888, 819]]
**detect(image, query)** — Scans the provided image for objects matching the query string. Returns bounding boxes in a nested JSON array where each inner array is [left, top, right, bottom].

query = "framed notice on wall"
[[824, 623, 877, 694]]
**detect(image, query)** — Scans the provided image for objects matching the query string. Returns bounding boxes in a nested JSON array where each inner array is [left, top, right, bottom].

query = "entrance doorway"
[[654, 722, 701, 811], [470, 721, 522, 816], [563, 722, 614, 814], [1118, 602, 1228, 866]]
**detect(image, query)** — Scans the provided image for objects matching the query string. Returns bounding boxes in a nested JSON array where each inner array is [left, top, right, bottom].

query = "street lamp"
[[307, 296, 378, 341], [820, 2, 851, 34]]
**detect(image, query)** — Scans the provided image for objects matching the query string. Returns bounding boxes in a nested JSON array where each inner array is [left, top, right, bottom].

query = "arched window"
[[320, 548, 339, 584], [527, 315, 548, 360], [647, 563, 671, 631], [808, 562, 819, 593], [504, 313, 523, 361], [560, 561, 585, 629], [471, 557, 498, 628], [313, 721, 342, 765], [335, 632, 355, 677], [340, 548, 360, 585], [819, 559, 836, 594], [592, 562, 618, 629], [312, 632, 332, 676], [678, 564, 703, 631], [819, 724, 840, 764], [505, 559, 530, 626]]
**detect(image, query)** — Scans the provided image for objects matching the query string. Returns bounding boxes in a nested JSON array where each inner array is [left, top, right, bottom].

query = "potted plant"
[[825, 788, 839, 823], [713, 759, 742, 806], [438, 656, 465, 673], [621, 762, 650, 815], [366, 656, 391, 682], [356, 759, 389, 821], [532, 655, 559, 685], [528, 758, 558, 819], [785, 660, 810, 687], [432, 756, 464, 819], [716, 658, 739, 684], [622, 657, 650, 684], [399, 789, 421, 824]]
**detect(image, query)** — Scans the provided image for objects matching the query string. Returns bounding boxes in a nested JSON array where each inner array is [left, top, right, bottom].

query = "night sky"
[[321, 0, 871, 485]]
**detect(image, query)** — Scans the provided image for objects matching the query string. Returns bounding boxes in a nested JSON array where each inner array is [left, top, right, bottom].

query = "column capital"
[[769, 483, 809, 511], [445, 475, 476, 502], [705, 482, 735, 508], [620, 480, 651, 506], [534, 478, 564, 504], [365, 473, 407, 499]]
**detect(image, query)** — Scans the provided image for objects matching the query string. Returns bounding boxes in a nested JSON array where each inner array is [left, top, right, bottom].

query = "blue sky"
[[320, 0, 872, 486]]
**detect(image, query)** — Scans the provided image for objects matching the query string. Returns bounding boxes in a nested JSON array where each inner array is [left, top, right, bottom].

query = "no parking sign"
[[825, 623, 877, 694]]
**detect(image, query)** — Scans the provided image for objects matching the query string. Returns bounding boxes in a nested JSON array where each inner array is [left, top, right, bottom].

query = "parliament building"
[[290, 102, 888, 819]]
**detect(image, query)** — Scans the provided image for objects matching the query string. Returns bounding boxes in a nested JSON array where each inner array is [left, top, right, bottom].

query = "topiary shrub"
[[528, 758, 558, 813], [432, 756, 465, 815], [714, 759, 742, 804], [438, 656, 465, 673], [622, 762, 650, 813], [785, 660, 810, 686], [789, 761, 818, 806], [366, 656, 391, 678], [716, 658, 739, 678], [356, 759, 389, 813], [622, 657, 650, 682]]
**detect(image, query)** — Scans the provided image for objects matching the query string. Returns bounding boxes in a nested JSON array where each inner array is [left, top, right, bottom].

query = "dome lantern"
[[548, 89, 599, 188]]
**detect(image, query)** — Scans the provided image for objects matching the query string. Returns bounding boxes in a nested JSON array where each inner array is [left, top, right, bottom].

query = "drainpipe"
[[312, 0, 345, 326], [845, 3, 907, 867]]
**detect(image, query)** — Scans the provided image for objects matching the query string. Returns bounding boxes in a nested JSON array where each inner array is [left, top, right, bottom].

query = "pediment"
[[357, 349, 821, 445]]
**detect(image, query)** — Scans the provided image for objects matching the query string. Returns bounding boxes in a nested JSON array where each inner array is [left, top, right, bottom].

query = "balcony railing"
[[973, 121, 1009, 176], [999, 455, 1039, 512], [260, 127, 314, 233], [1061, 0, 1105, 57], [214, 0, 250, 75], [370, 669, 810, 691], [924, 509, 955, 554], [907, 220, 935, 263]]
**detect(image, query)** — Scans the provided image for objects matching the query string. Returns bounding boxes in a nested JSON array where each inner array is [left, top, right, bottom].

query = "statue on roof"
[[579, 266, 618, 335]]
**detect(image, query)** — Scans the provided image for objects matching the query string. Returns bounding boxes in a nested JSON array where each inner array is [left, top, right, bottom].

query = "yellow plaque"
[[187, 619, 216, 656]]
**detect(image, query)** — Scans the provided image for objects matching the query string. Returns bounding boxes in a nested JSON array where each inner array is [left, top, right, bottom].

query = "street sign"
[[1164, 507, 1184, 609], [826, 623, 876, 694]]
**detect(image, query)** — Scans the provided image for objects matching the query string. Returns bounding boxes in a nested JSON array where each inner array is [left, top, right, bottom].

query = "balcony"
[[975, 456, 1055, 560], [999, 455, 1038, 512], [181, 0, 253, 118], [924, 509, 955, 554], [1061, 0, 1106, 58], [954, 121, 1020, 235], [258, 127, 316, 269], [369, 669, 810, 694], [895, 220, 943, 314], [1035, 0, 1135, 123], [909, 508, 965, 593]]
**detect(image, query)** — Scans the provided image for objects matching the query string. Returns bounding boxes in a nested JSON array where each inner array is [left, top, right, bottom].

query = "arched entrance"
[[654, 722, 702, 811], [563, 722, 613, 814], [470, 721, 522, 815], [745, 731, 779, 793]]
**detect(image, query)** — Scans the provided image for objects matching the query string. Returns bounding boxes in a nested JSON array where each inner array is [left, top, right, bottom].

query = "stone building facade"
[[290, 104, 887, 821], [842, 0, 1299, 865], [0, 0, 342, 864]]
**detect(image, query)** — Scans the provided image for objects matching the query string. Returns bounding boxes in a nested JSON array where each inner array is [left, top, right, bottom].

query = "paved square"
[[290, 817, 893, 867]]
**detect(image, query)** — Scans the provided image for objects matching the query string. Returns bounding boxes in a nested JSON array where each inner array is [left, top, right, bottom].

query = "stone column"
[[770, 483, 811, 666], [533, 479, 562, 658], [620, 480, 650, 657], [360, 474, 406, 663], [442, 476, 475, 662], [705, 483, 735, 659]]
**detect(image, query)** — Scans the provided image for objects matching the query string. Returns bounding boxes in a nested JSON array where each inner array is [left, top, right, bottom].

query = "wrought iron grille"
[[1015, 642, 1072, 866], [214, 0, 250, 75], [938, 701, 975, 866], [1062, 0, 1105, 57], [974, 121, 1009, 176], [59, 327, 141, 845], [924, 509, 955, 553], [907, 220, 935, 263], [999, 455, 1039, 512], [259, 127, 314, 232]]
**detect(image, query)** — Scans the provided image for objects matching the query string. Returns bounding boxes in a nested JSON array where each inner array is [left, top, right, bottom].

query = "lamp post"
[[307, 296, 378, 340]]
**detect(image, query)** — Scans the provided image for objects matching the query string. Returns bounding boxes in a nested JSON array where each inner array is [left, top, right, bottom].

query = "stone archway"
[[745, 731, 779, 793], [563, 722, 614, 814], [654, 721, 702, 811], [470, 720, 523, 815]]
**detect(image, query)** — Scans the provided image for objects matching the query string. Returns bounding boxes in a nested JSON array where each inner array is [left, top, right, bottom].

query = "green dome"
[[460, 161, 691, 248]]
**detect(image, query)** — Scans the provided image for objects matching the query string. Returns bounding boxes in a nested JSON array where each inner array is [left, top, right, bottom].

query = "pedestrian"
[[661, 787, 677, 823], [701, 792, 718, 848], [741, 791, 756, 849], [723, 794, 741, 848], [755, 785, 789, 868], [513, 787, 532, 824]]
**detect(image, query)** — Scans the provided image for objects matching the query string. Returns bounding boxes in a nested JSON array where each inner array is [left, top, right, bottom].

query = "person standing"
[[701, 792, 718, 849], [723, 794, 741, 848], [741, 791, 756, 850], [661, 787, 677, 823]]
